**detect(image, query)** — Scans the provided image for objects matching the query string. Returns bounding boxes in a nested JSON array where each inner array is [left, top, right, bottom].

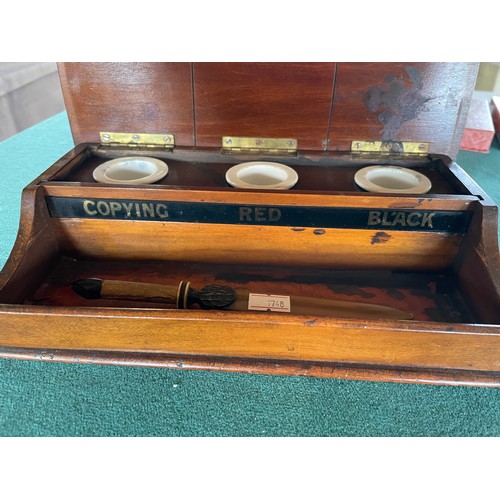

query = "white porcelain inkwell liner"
[[225, 161, 299, 190], [93, 157, 169, 185], [354, 166, 432, 194]]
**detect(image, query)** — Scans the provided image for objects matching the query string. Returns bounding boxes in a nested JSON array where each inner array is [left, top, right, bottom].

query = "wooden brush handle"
[[101, 280, 179, 303]]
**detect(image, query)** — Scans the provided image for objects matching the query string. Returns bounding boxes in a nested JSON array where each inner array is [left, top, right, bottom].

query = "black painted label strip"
[[45, 196, 473, 233]]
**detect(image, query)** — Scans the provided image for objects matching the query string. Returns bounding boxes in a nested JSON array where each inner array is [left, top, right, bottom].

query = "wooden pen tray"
[[29, 257, 475, 324]]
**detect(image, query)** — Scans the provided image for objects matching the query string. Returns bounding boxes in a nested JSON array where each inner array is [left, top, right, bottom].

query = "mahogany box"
[[1, 62, 500, 387]]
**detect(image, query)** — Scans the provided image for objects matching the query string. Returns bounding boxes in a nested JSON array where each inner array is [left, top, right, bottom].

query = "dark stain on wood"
[[371, 232, 391, 245], [364, 66, 435, 139], [424, 291, 475, 323], [313, 229, 326, 235]]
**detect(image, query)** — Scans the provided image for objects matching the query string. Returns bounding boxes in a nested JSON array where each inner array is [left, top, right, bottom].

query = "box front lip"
[[0, 304, 500, 383], [1, 345, 499, 388]]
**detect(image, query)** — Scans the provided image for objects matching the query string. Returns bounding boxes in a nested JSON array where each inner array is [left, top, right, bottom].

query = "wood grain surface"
[[1, 346, 498, 387], [193, 62, 336, 150], [49, 218, 463, 270], [58, 62, 477, 159], [1, 305, 499, 375], [43, 182, 477, 211], [328, 63, 478, 157], [58, 63, 195, 146]]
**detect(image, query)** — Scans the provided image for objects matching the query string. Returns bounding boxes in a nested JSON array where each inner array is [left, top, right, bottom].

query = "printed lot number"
[[248, 294, 291, 313]]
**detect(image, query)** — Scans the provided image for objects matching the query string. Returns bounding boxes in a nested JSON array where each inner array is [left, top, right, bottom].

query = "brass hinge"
[[351, 140, 430, 157], [100, 132, 175, 149], [222, 136, 298, 155]]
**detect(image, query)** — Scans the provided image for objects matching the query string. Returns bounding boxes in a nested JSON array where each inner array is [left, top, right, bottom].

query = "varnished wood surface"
[[193, 63, 336, 150], [0, 188, 60, 303], [2, 346, 499, 387], [454, 202, 500, 322], [43, 182, 477, 211], [58, 63, 195, 146], [328, 63, 478, 157], [41, 153, 474, 272], [100, 280, 179, 304], [0, 305, 499, 376], [57, 63, 477, 159], [50, 219, 464, 270]]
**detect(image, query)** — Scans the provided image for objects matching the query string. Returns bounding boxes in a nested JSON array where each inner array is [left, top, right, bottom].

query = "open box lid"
[[58, 62, 478, 160]]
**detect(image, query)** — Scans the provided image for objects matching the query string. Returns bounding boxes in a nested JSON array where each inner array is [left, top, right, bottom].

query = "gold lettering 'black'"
[[367, 210, 435, 228]]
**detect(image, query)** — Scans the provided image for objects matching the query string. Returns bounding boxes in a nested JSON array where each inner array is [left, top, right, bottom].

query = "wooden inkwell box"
[[1, 62, 500, 386]]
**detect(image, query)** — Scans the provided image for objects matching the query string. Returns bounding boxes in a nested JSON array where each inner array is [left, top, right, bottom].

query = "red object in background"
[[492, 96, 500, 141], [460, 98, 495, 153]]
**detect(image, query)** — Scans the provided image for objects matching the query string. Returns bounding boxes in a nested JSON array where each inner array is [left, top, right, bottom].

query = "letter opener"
[[72, 278, 412, 320]]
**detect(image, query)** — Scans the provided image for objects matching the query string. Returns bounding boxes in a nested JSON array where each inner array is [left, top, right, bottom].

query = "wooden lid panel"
[[58, 62, 195, 146], [193, 62, 336, 150], [328, 63, 478, 157], [58, 62, 477, 158]]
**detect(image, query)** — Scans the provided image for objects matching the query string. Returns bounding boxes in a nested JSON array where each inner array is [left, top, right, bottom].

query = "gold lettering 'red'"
[[367, 210, 435, 228], [239, 206, 282, 222]]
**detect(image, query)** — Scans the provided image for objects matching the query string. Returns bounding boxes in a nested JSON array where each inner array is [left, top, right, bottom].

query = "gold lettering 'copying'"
[[367, 210, 435, 228], [83, 200, 169, 219]]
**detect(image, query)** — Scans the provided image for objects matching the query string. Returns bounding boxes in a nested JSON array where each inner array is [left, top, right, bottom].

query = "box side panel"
[[0, 188, 60, 303]]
